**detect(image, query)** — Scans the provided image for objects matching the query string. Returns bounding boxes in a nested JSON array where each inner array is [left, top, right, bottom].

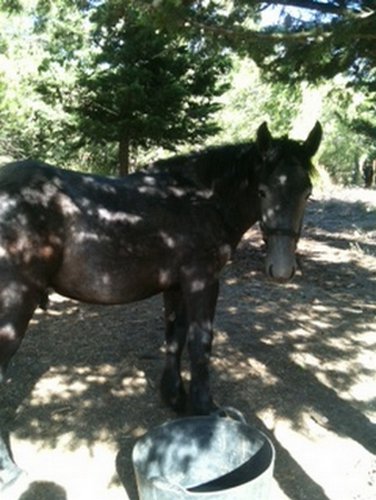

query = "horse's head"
[[255, 121, 322, 282]]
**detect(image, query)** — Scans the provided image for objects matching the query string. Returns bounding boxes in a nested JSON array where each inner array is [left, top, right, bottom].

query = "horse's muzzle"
[[264, 236, 297, 283]]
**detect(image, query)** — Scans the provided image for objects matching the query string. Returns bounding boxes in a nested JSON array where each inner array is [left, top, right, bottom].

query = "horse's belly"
[[52, 275, 163, 304], [50, 221, 228, 304], [51, 258, 173, 305]]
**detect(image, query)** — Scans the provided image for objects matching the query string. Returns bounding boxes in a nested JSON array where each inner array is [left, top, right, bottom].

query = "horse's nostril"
[[268, 264, 295, 282]]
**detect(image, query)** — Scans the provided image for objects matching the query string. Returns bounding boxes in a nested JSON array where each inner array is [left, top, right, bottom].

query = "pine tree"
[[74, 2, 231, 175]]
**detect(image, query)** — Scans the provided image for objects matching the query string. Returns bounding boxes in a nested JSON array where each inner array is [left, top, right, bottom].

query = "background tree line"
[[0, 0, 375, 184]]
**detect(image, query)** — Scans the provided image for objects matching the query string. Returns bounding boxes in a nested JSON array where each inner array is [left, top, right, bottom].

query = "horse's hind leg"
[[0, 324, 27, 491], [0, 282, 39, 380], [160, 289, 188, 413], [0, 280, 40, 492]]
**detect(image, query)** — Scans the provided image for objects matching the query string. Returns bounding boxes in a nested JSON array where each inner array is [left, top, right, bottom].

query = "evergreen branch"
[[190, 20, 328, 43], [257, 0, 350, 15]]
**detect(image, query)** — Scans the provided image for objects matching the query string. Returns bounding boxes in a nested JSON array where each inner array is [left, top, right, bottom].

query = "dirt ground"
[[1, 186, 375, 500]]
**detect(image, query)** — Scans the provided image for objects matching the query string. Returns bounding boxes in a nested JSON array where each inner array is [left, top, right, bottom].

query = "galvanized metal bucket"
[[132, 409, 275, 499]]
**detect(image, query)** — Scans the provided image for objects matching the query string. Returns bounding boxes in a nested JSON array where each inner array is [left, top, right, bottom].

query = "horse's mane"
[[148, 142, 259, 188], [147, 137, 316, 187]]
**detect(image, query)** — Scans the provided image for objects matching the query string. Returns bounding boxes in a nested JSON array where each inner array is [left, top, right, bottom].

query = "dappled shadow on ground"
[[0, 191, 375, 499], [19, 481, 67, 500]]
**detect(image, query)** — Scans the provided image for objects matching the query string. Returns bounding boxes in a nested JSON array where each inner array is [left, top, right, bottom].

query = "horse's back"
[[0, 159, 58, 187]]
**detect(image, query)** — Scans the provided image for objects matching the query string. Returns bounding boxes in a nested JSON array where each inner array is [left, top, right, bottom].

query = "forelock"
[[263, 138, 315, 177]]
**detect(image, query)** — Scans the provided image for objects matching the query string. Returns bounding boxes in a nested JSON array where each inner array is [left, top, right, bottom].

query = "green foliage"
[[0, 0, 23, 13], [212, 56, 303, 144], [0, 0, 374, 185], [144, 1, 375, 89], [157, 0, 376, 186], [0, 1, 88, 167], [351, 86, 376, 153], [0, 0, 232, 175], [212, 57, 373, 186]]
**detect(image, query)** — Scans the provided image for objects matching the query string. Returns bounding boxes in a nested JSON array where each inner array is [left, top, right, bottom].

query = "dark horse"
[[0, 122, 321, 491]]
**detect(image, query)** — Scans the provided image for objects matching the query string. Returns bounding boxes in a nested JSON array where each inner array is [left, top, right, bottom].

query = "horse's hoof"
[[189, 403, 218, 416], [189, 392, 218, 416], [160, 373, 187, 414], [168, 393, 187, 414]]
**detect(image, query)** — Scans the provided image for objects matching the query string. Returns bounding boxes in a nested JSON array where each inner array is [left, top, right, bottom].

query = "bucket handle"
[[213, 406, 247, 424]]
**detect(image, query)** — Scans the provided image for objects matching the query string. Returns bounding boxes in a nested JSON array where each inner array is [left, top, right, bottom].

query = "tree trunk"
[[118, 136, 130, 176]]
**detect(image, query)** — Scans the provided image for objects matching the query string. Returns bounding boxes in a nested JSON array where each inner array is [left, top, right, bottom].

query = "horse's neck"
[[153, 145, 261, 243], [211, 176, 260, 246]]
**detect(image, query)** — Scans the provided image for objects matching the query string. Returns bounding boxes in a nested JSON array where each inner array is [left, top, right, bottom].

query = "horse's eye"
[[258, 188, 267, 199]]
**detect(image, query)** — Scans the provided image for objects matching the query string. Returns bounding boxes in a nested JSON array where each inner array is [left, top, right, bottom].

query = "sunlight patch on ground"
[[301, 238, 354, 264], [289, 334, 376, 423], [212, 341, 280, 386], [111, 372, 147, 398], [31, 375, 88, 405], [225, 277, 239, 286], [317, 187, 376, 206], [215, 329, 281, 385], [30, 364, 148, 407], [245, 358, 280, 385], [270, 414, 375, 500], [10, 435, 128, 499], [258, 406, 375, 500]]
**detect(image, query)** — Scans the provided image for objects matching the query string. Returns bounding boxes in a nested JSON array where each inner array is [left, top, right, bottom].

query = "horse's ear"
[[304, 121, 322, 157], [256, 122, 272, 155]]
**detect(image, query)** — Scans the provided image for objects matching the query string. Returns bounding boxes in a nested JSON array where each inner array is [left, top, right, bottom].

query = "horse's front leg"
[[185, 279, 219, 415], [0, 329, 25, 493], [0, 280, 40, 493], [160, 289, 188, 413], [0, 433, 24, 494]]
